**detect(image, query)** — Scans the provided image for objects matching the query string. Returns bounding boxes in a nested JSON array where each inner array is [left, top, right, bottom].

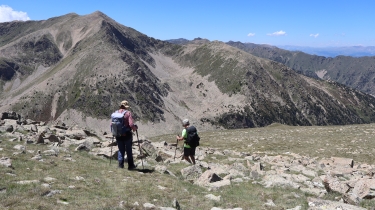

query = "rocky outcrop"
[[1, 111, 375, 209]]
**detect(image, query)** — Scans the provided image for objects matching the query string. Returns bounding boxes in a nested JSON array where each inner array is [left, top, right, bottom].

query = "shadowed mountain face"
[[1, 12, 375, 137], [225, 41, 375, 97]]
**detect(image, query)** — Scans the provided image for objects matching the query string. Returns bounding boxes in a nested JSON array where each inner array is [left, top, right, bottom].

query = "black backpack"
[[186, 126, 200, 147]]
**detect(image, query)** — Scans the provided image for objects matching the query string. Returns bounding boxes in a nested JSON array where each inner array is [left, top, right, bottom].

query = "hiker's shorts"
[[184, 146, 196, 156]]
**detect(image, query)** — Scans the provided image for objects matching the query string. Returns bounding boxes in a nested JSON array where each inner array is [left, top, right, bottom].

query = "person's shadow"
[[131, 168, 154, 173]]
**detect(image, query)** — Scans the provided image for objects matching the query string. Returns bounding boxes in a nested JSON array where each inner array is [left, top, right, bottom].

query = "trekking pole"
[[136, 130, 144, 169], [174, 134, 179, 161], [110, 135, 114, 165], [180, 141, 185, 160]]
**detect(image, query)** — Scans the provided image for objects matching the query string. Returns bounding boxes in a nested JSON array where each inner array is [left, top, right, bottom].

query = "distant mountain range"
[[167, 38, 375, 97], [276, 45, 375, 57], [223, 41, 375, 97], [167, 38, 375, 58]]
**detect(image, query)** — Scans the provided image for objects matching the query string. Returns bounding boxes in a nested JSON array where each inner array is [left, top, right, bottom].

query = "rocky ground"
[[1, 111, 375, 209]]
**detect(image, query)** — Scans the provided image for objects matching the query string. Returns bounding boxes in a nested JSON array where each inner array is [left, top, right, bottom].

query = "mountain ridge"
[[1, 11, 375, 138], [277, 45, 375, 57], [224, 41, 375, 97]]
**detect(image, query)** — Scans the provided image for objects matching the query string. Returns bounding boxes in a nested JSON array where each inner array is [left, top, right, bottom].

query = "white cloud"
[[310, 33, 319, 38], [267, 30, 286, 36], [0, 5, 30, 22], [247, 33, 255, 37]]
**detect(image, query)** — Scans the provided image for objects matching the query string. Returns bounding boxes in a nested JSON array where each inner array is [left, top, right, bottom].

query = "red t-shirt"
[[118, 109, 136, 130]]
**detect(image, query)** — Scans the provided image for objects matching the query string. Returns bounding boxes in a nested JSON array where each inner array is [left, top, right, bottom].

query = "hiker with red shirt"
[[115, 100, 138, 170]]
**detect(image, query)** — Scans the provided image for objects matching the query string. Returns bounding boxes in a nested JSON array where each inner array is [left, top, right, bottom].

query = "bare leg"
[[184, 156, 192, 164], [190, 155, 196, 165]]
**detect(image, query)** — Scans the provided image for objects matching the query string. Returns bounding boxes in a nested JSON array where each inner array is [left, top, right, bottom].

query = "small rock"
[[13, 145, 25, 150], [205, 194, 221, 201], [44, 177, 56, 183], [41, 183, 50, 188], [143, 203, 156, 209], [264, 199, 276, 207], [44, 190, 62, 197], [0, 157, 12, 168], [57, 199, 69, 205], [16, 180, 40, 184]]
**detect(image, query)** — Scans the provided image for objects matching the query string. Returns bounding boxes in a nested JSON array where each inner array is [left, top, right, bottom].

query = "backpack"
[[110, 110, 130, 137], [186, 126, 200, 147]]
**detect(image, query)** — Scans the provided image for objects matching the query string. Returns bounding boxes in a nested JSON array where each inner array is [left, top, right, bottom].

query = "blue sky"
[[1, 0, 374, 47]]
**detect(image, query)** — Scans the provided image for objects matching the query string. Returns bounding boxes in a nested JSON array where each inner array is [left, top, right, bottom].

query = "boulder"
[[195, 170, 222, 187], [81, 137, 101, 150], [349, 178, 375, 202], [1, 112, 20, 120], [0, 157, 12, 168], [141, 141, 157, 158], [90, 147, 118, 159], [36, 133, 44, 143], [3, 119, 18, 127], [261, 174, 300, 189], [46, 134, 60, 143], [42, 149, 58, 156], [322, 174, 350, 194], [13, 145, 25, 150], [23, 124, 38, 132], [181, 165, 202, 181], [0, 125, 13, 133], [331, 157, 354, 168], [54, 121, 68, 130], [208, 179, 231, 190], [75, 144, 90, 151], [65, 129, 87, 140]]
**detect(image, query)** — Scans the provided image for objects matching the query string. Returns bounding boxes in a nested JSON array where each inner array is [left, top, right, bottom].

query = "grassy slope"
[[2, 123, 374, 209]]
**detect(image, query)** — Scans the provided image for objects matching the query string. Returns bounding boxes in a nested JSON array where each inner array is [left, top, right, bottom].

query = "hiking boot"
[[128, 165, 136, 170], [118, 162, 124, 168]]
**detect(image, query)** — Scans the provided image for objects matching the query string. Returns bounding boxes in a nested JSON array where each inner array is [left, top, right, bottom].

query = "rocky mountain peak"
[[1, 12, 375, 138]]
